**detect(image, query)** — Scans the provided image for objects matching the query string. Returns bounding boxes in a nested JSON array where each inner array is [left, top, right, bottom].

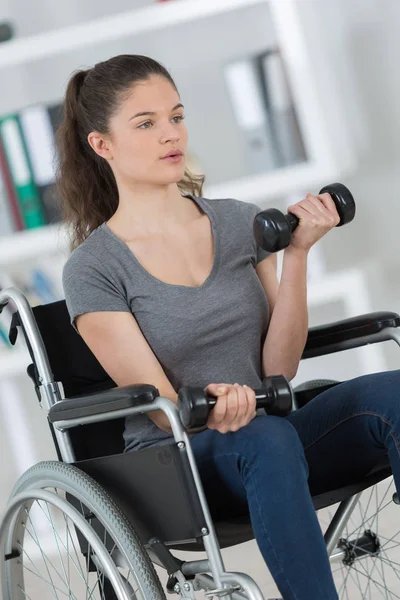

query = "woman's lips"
[[162, 154, 183, 162]]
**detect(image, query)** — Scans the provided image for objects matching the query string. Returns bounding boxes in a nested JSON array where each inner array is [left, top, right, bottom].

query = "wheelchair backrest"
[[10, 300, 126, 461]]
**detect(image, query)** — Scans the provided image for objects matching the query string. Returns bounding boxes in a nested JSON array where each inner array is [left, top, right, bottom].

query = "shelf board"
[[0, 0, 265, 70], [204, 160, 335, 204], [0, 222, 69, 268]]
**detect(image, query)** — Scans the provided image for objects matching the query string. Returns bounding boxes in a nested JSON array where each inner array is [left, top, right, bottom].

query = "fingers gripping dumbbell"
[[253, 182, 356, 254], [177, 376, 294, 429]]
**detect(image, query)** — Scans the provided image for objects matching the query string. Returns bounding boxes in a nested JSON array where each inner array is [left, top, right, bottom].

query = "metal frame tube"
[[324, 493, 362, 557]]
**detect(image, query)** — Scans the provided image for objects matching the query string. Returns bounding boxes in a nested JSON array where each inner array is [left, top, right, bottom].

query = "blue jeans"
[[190, 370, 400, 600]]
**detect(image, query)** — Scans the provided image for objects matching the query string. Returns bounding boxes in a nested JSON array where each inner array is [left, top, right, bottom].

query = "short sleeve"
[[62, 248, 131, 335], [237, 200, 272, 264]]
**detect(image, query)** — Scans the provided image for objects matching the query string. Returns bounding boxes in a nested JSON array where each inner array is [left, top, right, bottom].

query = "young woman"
[[59, 54, 400, 600]]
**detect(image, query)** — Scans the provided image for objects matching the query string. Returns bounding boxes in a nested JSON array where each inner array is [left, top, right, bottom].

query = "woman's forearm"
[[262, 247, 309, 381]]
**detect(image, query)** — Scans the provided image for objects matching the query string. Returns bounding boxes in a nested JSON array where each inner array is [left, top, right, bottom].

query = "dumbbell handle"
[[178, 375, 293, 430], [206, 389, 285, 412], [288, 183, 356, 235]]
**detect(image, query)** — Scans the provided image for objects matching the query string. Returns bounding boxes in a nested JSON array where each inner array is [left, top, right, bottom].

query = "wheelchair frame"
[[1, 285, 400, 599]]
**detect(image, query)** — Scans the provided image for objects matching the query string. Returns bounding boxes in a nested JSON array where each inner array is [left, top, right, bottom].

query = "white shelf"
[[204, 160, 339, 205], [0, 0, 264, 70], [0, 222, 69, 268]]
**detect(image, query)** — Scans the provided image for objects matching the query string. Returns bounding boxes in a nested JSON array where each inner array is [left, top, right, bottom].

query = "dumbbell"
[[178, 375, 294, 430], [253, 182, 356, 254]]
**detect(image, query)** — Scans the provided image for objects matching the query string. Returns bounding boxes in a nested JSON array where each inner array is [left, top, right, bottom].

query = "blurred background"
[[0, 0, 399, 596]]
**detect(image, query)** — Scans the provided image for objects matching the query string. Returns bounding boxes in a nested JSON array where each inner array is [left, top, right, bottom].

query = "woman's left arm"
[[257, 190, 341, 381], [260, 247, 309, 382]]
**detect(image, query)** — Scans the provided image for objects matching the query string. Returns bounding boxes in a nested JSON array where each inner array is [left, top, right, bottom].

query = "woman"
[[59, 54, 400, 600]]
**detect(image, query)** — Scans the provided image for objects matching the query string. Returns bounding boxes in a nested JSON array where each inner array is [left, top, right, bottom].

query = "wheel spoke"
[[20, 564, 74, 598], [332, 476, 400, 599], [24, 509, 63, 598], [40, 500, 72, 595]]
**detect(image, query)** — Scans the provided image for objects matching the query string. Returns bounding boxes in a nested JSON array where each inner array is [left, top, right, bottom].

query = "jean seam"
[[303, 411, 400, 458]]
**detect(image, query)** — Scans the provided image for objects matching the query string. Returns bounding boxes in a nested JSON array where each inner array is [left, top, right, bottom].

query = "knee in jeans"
[[238, 415, 305, 465], [337, 370, 400, 416]]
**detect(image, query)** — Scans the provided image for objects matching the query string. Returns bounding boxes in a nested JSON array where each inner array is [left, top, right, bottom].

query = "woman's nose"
[[160, 123, 180, 142]]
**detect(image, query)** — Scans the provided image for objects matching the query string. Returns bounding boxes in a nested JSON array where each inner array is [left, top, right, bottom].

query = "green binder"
[[0, 114, 45, 229]]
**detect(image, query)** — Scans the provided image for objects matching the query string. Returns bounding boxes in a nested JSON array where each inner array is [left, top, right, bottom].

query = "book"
[[20, 103, 63, 225], [0, 114, 46, 229], [223, 56, 280, 175], [259, 49, 307, 167], [0, 137, 24, 232], [0, 149, 16, 237]]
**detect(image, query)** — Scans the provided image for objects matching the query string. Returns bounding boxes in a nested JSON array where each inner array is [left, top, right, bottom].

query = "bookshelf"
[[0, 0, 357, 182], [0, 0, 364, 374]]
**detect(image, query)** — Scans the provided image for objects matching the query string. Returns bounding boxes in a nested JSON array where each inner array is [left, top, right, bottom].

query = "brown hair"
[[55, 54, 205, 252]]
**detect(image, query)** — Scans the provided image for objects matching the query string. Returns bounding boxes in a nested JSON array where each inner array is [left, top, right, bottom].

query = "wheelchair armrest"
[[302, 311, 400, 359], [48, 383, 159, 423]]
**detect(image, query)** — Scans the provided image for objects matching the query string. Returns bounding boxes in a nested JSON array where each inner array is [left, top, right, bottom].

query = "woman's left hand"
[[286, 192, 341, 253]]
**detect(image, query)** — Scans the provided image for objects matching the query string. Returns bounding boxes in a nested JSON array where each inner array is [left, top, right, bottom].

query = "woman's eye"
[[138, 114, 185, 129]]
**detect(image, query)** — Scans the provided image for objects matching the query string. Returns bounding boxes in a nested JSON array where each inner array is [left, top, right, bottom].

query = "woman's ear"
[[87, 131, 113, 160]]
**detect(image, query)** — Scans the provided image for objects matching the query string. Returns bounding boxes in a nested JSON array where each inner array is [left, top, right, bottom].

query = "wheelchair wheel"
[[324, 475, 400, 598], [0, 461, 166, 600]]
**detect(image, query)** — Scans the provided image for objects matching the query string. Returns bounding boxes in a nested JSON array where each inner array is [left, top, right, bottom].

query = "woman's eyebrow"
[[130, 103, 184, 120]]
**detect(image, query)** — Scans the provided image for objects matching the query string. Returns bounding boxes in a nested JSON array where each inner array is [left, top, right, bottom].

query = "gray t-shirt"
[[62, 194, 271, 451]]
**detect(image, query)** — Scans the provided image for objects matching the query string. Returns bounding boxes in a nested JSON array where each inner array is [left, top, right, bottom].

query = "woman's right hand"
[[203, 382, 257, 433]]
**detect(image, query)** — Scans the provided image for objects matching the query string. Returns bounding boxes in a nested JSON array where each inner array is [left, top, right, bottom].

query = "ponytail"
[[55, 69, 118, 252]]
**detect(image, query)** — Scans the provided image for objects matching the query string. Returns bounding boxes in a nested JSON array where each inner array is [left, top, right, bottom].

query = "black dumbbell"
[[253, 182, 356, 254], [178, 375, 294, 430]]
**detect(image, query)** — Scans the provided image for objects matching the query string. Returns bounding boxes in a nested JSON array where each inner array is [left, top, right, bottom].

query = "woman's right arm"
[[75, 311, 178, 432]]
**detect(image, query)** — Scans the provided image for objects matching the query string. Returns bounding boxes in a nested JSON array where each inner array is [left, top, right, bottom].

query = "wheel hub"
[[338, 529, 380, 566]]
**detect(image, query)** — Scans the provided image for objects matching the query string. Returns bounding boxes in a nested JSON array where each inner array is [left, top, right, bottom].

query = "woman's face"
[[98, 75, 188, 187]]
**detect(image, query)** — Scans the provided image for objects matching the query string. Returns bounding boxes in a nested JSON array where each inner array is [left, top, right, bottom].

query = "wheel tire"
[[2, 460, 166, 600]]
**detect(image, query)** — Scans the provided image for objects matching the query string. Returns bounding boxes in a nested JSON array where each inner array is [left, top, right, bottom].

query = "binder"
[[20, 104, 62, 225], [223, 56, 280, 174], [259, 49, 307, 167], [0, 114, 46, 229], [47, 103, 63, 133], [0, 146, 17, 237], [0, 137, 24, 231]]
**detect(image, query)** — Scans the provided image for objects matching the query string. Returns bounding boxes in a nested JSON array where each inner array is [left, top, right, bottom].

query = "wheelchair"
[[1, 285, 400, 599]]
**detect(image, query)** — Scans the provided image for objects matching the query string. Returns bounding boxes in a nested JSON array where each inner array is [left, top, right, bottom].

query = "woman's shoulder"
[[62, 225, 106, 279]]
